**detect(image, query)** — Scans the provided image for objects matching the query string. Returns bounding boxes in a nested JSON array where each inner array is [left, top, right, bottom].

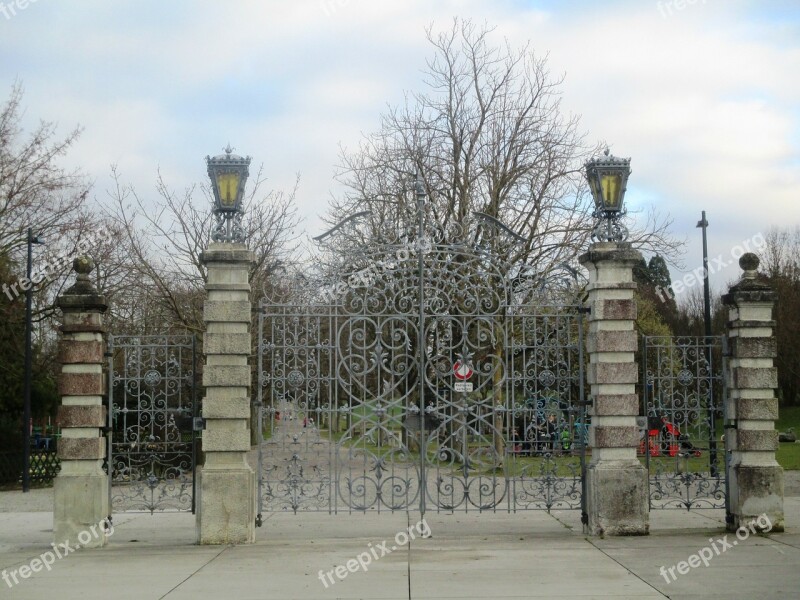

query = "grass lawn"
[[777, 444, 800, 470], [777, 406, 800, 470], [263, 404, 800, 471]]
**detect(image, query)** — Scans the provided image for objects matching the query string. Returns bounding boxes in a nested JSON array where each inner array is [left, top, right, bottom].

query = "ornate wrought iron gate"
[[107, 334, 199, 513], [641, 335, 729, 512], [256, 242, 586, 519]]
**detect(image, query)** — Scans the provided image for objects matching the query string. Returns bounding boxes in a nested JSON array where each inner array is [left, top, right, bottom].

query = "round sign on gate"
[[453, 360, 473, 381]]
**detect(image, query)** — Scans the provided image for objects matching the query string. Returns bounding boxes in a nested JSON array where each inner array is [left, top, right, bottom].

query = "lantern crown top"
[[207, 144, 251, 166], [585, 147, 631, 170]]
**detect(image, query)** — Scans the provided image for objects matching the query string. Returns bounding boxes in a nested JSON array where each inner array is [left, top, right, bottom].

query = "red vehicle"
[[640, 416, 702, 458]]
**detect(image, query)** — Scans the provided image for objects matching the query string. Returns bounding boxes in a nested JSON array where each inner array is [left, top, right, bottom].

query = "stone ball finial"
[[739, 253, 760, 278], [73, 255, 95, 276], [60, 255, 101, 299]]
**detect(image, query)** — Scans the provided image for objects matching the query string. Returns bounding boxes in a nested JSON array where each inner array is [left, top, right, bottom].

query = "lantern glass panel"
[[216, 172, 240, 208], [588, 173, 601, 207], [600, 173, 623, 210]]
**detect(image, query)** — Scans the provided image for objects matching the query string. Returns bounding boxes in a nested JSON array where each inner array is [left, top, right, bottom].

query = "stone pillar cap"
[[57, 255, 107, 312], [723, 253, 774, 304], [579, 241, 642, 266]]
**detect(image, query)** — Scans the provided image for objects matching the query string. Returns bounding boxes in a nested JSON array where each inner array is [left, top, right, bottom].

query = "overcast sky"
[[1, 0, 798, 300]]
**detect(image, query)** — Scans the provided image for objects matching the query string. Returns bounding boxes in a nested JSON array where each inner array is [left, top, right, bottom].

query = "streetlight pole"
[[696, 211, 717, 476], [22, 227, 43, 493], [697, 211, 712, 338]]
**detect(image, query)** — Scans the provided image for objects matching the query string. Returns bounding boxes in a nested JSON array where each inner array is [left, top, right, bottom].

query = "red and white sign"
[[453, 361, 473, 381]]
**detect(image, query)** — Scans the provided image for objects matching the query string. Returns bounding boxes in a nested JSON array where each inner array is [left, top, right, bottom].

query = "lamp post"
[[696, 211, 712, 338], [22, 227, 44, 493], [585, 149, 632, 243], [206, 144, 251, 243], [696, 211, 718, 476]]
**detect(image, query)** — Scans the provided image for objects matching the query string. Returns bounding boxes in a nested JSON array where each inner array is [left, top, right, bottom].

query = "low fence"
[[0, 450, 61, 486]]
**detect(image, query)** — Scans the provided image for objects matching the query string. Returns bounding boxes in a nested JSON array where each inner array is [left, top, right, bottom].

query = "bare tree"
[[0, 82, 94, 259], [0, 82, 107, 423], [760, 227, 800, 405], [0, 81, 110, 337], [102, 165, 301, 333], [316, 19, 682, 281]]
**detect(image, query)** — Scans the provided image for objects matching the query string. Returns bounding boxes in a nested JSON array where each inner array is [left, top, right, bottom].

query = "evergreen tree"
[[648, 255, 672, 290], [633, 257, 651, 286], [0, 253, 25, 450]]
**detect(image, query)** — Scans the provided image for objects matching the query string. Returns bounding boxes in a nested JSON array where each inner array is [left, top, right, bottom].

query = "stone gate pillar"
[[196, 242, 255, 544], [53, 257, 109, 548], [722, 253, 784, 532], [579, 242, 649, 536]]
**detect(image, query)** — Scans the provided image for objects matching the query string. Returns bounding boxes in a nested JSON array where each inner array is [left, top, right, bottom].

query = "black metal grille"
[[0, 450, 60, 486]]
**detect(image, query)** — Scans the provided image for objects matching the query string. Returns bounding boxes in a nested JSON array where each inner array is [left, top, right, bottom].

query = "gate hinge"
[[578, 306, 591, 315], [193, 417, 206, 432]]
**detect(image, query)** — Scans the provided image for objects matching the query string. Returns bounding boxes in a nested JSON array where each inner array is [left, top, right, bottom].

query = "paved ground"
[[1, 479, 799, 600]]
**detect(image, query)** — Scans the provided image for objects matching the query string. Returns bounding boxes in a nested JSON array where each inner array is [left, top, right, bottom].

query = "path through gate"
[[641, 335, 729, 512], [107, 334, 200, 514], [257, 240, 587, 519]]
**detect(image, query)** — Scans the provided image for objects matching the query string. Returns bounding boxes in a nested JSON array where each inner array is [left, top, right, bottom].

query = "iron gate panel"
[[641, 335, 728, 510], [108, 334, 199, 513], [257, 244, 586, 517]]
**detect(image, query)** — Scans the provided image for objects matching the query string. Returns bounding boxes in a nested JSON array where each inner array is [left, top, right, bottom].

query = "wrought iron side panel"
[[109, 335, 198, 513], [641, 336, 726, 510]]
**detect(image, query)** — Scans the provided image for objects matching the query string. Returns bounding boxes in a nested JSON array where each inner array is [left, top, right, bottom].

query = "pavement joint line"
[[157, 544, 230, 600], [764, 533, 800, 552], [546, 508, 583, 533], [406, 510, 412, 600], [584, 536, 670, 599]]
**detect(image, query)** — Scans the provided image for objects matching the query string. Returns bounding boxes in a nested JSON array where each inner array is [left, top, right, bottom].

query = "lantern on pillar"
[[585, 149, 631, 243], [206, 144, 251, 243]]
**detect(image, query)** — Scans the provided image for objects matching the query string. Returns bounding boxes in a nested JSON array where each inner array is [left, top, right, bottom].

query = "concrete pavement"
[[1, 487, 798, 600]]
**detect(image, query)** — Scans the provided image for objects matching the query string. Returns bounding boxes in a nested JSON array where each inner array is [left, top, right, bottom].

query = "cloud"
[[0, 0, 797, 295]]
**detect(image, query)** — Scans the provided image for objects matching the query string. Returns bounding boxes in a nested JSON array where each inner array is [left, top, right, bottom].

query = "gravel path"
[[0, 487, 54, 512]]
